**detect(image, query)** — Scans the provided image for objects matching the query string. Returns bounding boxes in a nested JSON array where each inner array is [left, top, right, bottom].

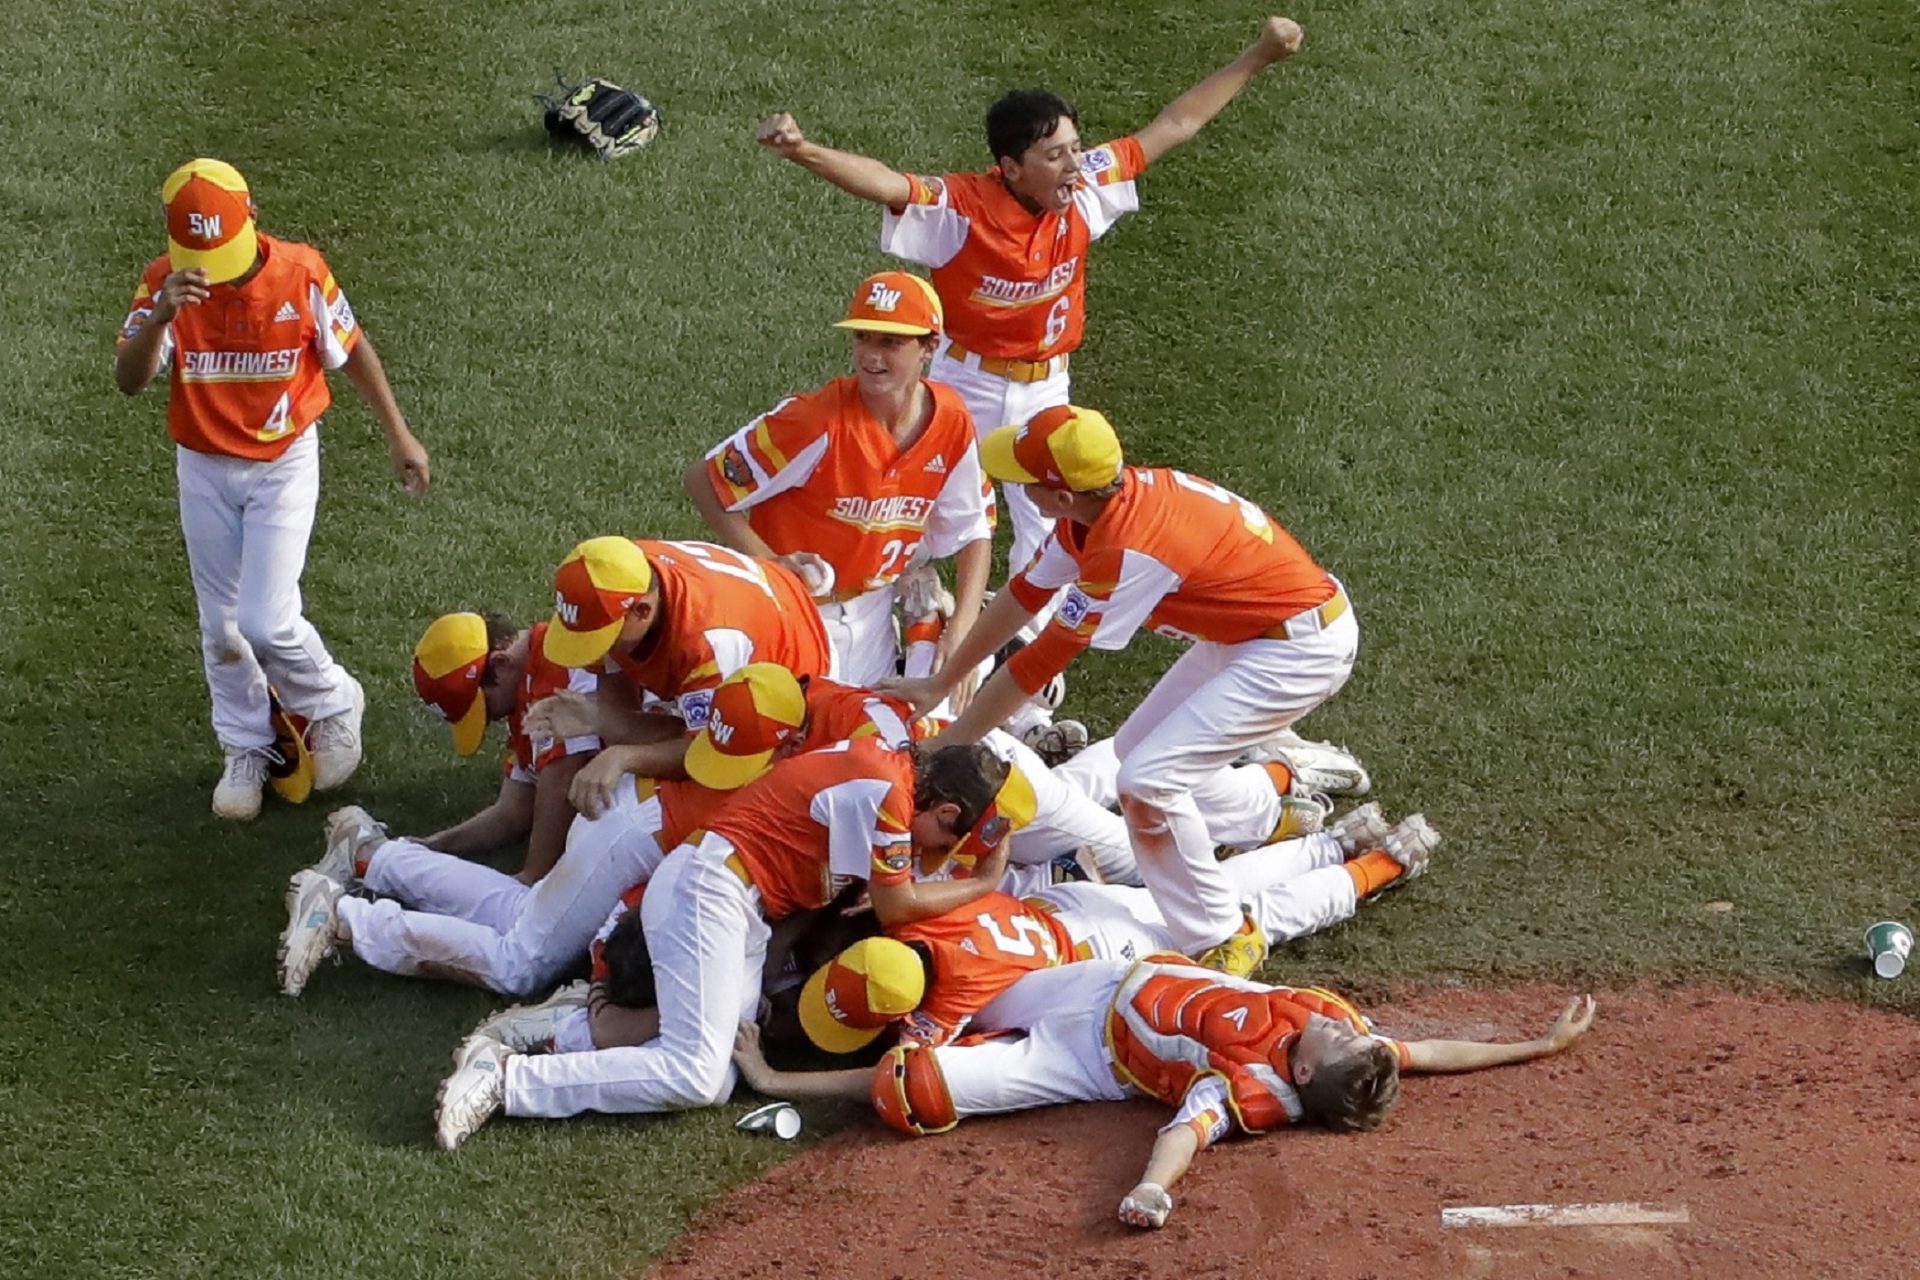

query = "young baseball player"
[[115, 158, 430, 820], [685, 271, 993, 691], [734, 960, 1598, 1230], [885, 406, 1360, 979], [277, 662, 907, 1000], [755, 17, 1306, 575], [430, 740, 1024, 1147]]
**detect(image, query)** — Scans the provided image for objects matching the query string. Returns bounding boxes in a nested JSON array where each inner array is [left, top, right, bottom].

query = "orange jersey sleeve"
[[505, 622, 603, 781], [606, 539, 831, 724], [120, 236, 360, 460]]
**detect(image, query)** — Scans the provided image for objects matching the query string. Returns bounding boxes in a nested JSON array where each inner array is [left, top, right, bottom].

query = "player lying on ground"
[[789, 802, 1435, 1053], [885, 406, 1362, 979], [733, 959, 1598, 1230], [755, 17, 1306, 578], [430, 739, 1022, 1148], [685, 271, 993, 696]]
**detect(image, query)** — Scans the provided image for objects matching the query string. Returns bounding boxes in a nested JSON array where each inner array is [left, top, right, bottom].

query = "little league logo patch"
[[680, 689, 714, 729], [976, 815, 1010, 850], [880, 849, 912, 873], [901, 1011, 943, 1046], [1080, 146, 1115, 176], [721, 445, 754, 489], [1058, 587, 1094, 628]]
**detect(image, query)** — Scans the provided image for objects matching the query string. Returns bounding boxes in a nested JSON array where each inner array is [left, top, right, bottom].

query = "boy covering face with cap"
[[885, 406, 1360, 979], [115, 159, 430, 820]]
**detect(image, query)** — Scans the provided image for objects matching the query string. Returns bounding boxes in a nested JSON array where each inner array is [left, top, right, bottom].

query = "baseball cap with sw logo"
[[682, 662, 808, 791], [833, 270, 944, 336], [543, 537, 655, 668], [162, 158, 259, 284]]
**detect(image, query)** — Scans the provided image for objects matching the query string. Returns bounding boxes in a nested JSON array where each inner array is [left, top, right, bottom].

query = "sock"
[[1344, 850, 1404, 898], [1261, 760, 1295, 794]]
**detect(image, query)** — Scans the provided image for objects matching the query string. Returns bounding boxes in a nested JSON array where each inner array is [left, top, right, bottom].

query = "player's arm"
[[338, 335, 430, 494], [936, 538, 993, 703], [683, 456, 781, 560], [1401, 996, 1597, 1074], [570, 738, 692, 819], [1132, 17, 1305, 165], [587, 983, 662, 1048], [519, 751, 590, 882], [525, 683, 685, 748], [732, 1020, 873, 1100], [756, 112, 914, 207], [423, 774, 536, 855], [880, 584, 1039, 719], [868, 836, 1012, 929], [1119, 1076, 1232, 1228], [114, 268, 207, 394]]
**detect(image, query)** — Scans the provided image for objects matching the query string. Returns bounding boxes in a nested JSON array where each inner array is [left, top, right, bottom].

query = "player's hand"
[[1252, 16, 1305, 65], [569, 749, 635, 819], [524, 691, 602, 742], [875, 674, 947, 718], [150, 268, 211, 322], [778, 551, 836, 601], [732, 1020, 776, 1091], [1539, 995, 1598, 1054], [1118, 1182, 1174, 1229], [961, 830, 1012, 886], [756, 112, 807, 158], [943, 664, 982, 716], [389, 431, 430, 494]]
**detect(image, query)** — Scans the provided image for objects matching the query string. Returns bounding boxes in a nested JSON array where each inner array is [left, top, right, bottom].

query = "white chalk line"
[[1441, 1201, 1691, 1229]]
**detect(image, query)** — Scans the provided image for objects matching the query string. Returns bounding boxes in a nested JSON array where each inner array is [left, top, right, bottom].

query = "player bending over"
[[733, 959, 1596, 1230]]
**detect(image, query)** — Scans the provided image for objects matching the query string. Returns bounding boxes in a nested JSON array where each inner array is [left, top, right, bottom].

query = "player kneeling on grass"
[[735, 959, 1596, 1230], [430, 738, 1026, 1148]]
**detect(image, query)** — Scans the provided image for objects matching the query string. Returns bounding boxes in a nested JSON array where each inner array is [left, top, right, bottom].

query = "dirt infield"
[[649, 986, 1920, 1280]]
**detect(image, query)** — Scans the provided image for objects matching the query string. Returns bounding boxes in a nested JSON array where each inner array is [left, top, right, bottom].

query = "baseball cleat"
[[1195, 912, 1269, 979], [1381, 814, 1440, 881], [1244, 730, 1372, 797], [435, 1036, 512, 1150], [277, 869, 346, 997], [468, 981, 591, 1054], [1328, 802, 1392, 858], [1119, 1182, 1175, 1229], [1271, 791, 1334, 841], [1020, 718, 1089, 767], [313, 805, 385, 886], [213, 746, 274, 821], [308, 675, 366, 792]]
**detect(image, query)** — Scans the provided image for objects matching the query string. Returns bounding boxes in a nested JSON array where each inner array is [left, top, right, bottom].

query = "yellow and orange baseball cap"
[[544, 537, 654, 668], [834, 270, 944, 336], [412, 613, 492, 756], [799, 938, 928, 1054], [683, 663, 808, 791], [980, 404, 1125, 493], [162, 159, 259, 284], [945, 763, 1039, 873]]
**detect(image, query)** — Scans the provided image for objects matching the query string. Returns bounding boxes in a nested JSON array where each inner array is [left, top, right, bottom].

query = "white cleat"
[[1328, 802, 1392, 858], [1381, 814, 1441, 881], [278, 869, 345, 996], [314, 805, 384, 886], [308, 675, 366, 792], [1021, 718, 1089, 767], [1244, 730, 1372, 797], [468, 981, 590, 1053], [213, 746, 274, 821], [435, 1036, 512, 1150]]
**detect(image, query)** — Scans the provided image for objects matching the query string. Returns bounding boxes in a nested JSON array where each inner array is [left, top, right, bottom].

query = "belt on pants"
[[1260, 587, 1350, 641], [943, 340, 1067, 384]]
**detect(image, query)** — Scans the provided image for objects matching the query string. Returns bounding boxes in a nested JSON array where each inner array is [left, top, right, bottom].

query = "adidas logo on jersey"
[[273, 301, 299, 323], [924, 453, 947, 474]]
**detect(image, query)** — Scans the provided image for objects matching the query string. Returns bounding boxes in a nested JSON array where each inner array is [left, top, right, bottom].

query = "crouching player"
[[732, 958, 1597, 1230]]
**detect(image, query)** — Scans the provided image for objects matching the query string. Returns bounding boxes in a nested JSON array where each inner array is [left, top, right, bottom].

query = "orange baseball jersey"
[[1005, 467, 1339, 696], [704, 377, 992, 597], [603, 539, 831, 726], [889, 891, 1076, 1048], [709, 737, 916, 921], [505, 621, 603, 783], [879, 138, 1149, 361], [1105, 958, 1408, 1145], [118, 234, 361, 460]]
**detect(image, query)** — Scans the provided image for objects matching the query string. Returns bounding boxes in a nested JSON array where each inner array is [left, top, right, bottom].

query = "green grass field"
[[4, 1, 1915, 1275]]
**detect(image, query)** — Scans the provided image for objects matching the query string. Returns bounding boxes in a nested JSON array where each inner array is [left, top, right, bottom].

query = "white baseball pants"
[[1115, 609, 1360, 952], [927, 346, 1069, 578], [817, 585, 903, 688], [934, 961, 1132, 1118], [1053, 736, 1308, 854], [504, 834, 768, 1117], [175, 431, 355, 749], [985, 729, 1136, 884], [1031, 833, 1358, 963], [337, 787, 669, 997]]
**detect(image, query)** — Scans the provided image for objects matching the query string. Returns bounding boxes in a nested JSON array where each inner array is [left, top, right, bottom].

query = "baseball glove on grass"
[[541, 75, 661, 159]]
